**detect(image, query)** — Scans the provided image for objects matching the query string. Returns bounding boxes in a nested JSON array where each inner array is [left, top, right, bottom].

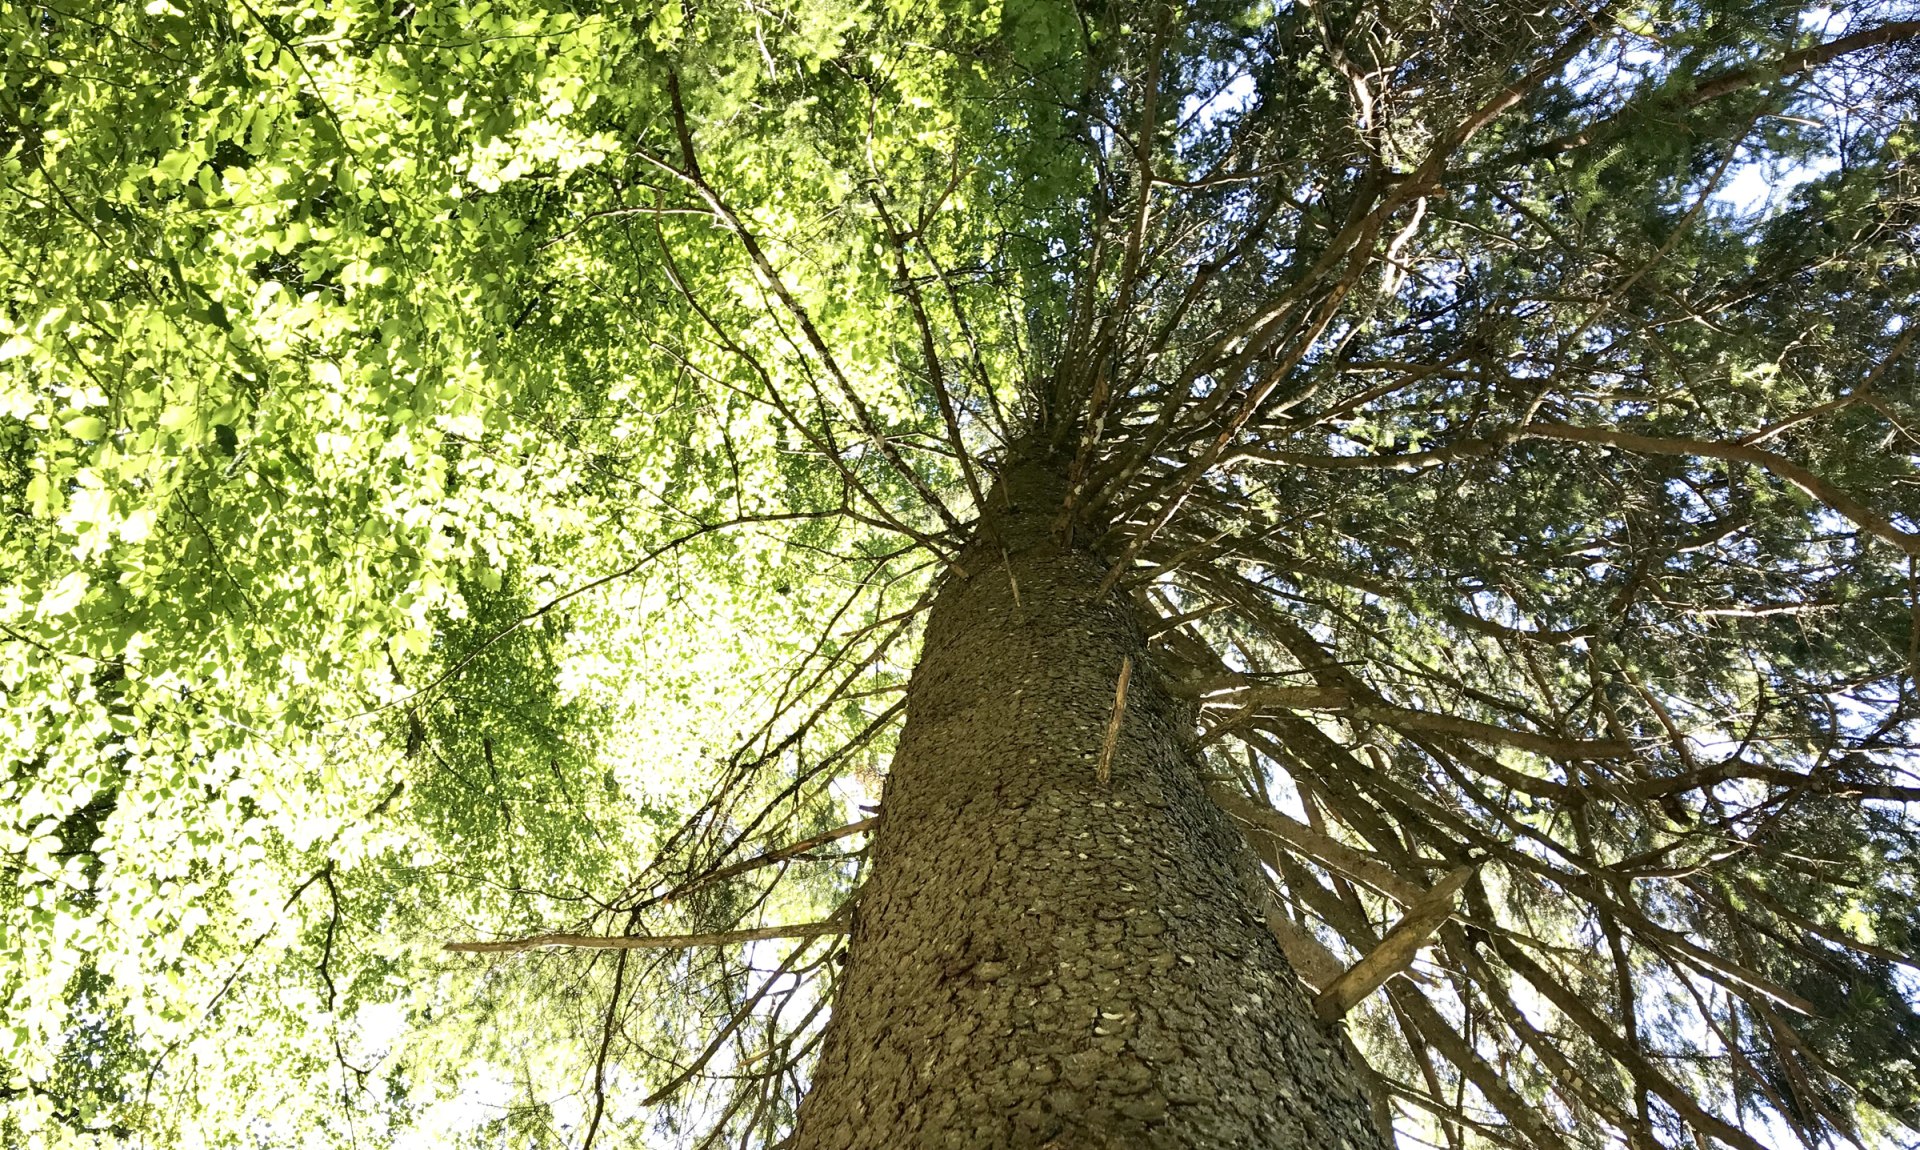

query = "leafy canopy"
[[3, 1, 1920, 1149]]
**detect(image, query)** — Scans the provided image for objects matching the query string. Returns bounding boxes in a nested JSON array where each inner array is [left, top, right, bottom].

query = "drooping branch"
[[1495, 18, 1920, 169], [1314, 865, 1475, 1020], [1211, 786, 1429, 906], [1688, 18, 1920, 103], [1523, 422, 1920, 558]]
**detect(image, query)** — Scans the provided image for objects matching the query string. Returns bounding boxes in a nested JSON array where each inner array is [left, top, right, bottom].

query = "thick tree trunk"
[[790, 456, 1387, 1149]]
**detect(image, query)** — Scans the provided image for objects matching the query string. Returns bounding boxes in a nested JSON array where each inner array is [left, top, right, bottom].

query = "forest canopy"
[[3, 0, 1920, 1147]]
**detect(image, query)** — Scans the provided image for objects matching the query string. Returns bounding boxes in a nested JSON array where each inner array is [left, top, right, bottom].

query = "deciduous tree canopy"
[[4, 0, 1919, 1147]]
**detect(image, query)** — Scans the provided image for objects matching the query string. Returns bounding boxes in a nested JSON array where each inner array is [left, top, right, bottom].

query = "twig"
[[635, 817, 876, 912], [444, 918, 846, 955]]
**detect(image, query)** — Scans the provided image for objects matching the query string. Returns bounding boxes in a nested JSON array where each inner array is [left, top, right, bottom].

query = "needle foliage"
[[3, 1, 1919, 1147]]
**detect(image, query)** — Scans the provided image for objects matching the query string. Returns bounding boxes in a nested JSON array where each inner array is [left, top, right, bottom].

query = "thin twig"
[[444, 918, 847, 955]]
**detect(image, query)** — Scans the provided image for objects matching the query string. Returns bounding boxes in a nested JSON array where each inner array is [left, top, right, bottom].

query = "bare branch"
[[444, 918, 847, 955], [1315, 865, 1474, 1020]]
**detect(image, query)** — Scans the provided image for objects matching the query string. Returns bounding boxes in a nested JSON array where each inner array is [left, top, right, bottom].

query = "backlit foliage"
[[3, 1, 1918, 1147]]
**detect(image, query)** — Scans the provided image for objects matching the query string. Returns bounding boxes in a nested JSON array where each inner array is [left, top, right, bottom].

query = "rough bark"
[[790, 455, 1387, 1149]]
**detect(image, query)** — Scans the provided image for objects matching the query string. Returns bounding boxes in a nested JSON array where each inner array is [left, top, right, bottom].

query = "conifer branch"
[[1314, 865, 1474, 1020], [444, 919, 847, 955]]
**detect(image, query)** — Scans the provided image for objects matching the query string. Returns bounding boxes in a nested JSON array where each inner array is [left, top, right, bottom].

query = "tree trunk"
[[790, 456, 1387, 1150]]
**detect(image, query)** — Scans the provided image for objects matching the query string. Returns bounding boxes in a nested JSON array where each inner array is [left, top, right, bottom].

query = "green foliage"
[[0, 0, 985, 1142], [4, 0, 1920, 1148]]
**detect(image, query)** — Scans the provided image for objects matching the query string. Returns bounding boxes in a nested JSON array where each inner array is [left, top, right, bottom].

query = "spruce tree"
[[3, 1, 1918, 1147]]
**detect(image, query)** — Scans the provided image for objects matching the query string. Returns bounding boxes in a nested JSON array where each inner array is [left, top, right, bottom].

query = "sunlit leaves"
[[0, 0, 935, 1143]]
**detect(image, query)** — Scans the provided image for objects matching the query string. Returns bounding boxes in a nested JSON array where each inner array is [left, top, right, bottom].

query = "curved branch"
[[1523, 422, 1920, 557]]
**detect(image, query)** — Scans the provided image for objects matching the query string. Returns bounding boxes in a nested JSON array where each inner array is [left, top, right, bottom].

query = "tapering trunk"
[[790, 456, 1386, 1149]]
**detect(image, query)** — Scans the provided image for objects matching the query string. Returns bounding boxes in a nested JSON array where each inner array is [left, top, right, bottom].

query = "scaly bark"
[[791, 455, 1386, 1149]]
